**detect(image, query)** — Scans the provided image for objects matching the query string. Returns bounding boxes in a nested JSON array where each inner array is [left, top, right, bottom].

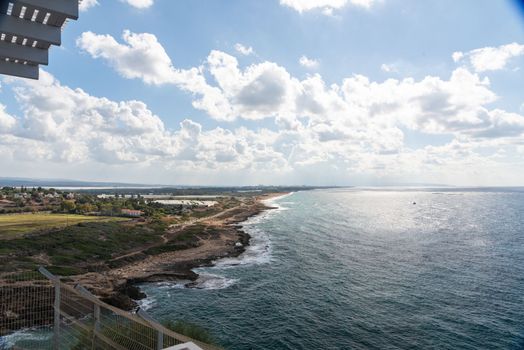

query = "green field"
[[1, 219, 167, 274], [0, 213, 127, 239]]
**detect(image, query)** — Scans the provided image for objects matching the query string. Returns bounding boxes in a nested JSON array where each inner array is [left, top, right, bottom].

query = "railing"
[[0, 268, 221, 350]]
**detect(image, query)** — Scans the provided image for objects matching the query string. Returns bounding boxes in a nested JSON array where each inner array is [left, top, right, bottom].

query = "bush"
[[46, 265, 86, 276], [163, 320, 216, 345]]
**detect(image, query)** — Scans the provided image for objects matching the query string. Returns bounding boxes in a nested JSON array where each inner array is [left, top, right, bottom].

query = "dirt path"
[[108, 203, 244, 265], [72, 193, 289, 306]]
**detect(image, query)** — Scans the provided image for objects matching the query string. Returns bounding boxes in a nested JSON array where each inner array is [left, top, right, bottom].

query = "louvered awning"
[[0, 0, 79, 79]]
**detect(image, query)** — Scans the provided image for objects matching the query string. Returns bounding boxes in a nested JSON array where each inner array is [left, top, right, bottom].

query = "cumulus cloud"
[[280, 0, 376, 14], [8, 71, 172, 163], [0, 105, 16, 133], [121, 0, 154, 9], [299, 55, 319, 68], [77, 30, 178, 85], [234, 43, 254, 56], [70, 30, 524, 184], [77, 30, 524, 143], [453, 42, 524, 72], [0, 72, 291, 174], [79, 0, 99, 12]]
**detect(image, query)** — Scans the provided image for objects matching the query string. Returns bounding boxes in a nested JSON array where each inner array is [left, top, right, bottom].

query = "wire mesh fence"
[[0, 269, 54, 348], [0, 268, 221, 350]]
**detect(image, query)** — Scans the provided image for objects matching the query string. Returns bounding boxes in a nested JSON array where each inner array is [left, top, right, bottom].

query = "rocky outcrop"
[[62, 195, 281, 310]]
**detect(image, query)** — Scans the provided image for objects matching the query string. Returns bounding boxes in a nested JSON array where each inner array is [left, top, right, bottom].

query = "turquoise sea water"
[[141, 188, 524, 349]]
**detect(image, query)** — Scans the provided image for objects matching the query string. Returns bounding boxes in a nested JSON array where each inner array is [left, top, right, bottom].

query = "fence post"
[[94, 304, 101, 332], [137, 308, 164, 350], [74, 284, 103, 345], [53, 279, 60, 350], [74, 285, 100, 330], [157, 329, 164, 350], [38, 267, 61, 350]]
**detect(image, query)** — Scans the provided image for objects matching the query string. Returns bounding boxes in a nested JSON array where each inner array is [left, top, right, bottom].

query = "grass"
[[163, 320, 217, 345], [0, 221, 167, 274], [0, 213, 127, 239], [144, 224, 206, 255]]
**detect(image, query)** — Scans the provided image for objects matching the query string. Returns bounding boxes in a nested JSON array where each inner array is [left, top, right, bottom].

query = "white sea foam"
[[188, 273, 238, 290], [137, 295, 156, 311], [139, 192, 293, 299], [213, 193, 292, 268], [0, 328, 52, 348], [262, 192, 294, 207], [155, 281, 188, 289], [213, 223, 272, 267]]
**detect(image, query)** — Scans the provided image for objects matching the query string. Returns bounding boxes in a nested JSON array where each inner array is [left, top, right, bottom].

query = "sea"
[[139, 188, 524, 349]]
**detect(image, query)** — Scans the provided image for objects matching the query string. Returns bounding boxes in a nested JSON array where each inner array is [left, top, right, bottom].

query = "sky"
[[1, 0, 524, 186]]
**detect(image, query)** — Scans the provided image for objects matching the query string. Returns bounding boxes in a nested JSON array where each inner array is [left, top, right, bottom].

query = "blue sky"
[[1, 0, 524, 186]]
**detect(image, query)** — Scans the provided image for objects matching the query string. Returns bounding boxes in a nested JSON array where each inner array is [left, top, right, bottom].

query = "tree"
[[77, 203, 95, 214], [61, 200, 76, 213]]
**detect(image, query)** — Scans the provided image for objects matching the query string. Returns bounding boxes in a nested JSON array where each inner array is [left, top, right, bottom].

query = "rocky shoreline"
[[104, 228, 252, 309], [75, 193, 284, 310]]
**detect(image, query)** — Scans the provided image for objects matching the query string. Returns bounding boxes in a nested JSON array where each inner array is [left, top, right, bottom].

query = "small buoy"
[[413, 202, 416, 205]]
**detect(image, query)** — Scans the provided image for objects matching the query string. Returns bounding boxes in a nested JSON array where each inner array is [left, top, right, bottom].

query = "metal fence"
[[0, 268, 221, 350]]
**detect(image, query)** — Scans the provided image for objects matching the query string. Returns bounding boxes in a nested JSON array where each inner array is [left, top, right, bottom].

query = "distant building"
[[153, 199, 217, 207], [121, 209, 143, 217], [97, 194, 115, 199]]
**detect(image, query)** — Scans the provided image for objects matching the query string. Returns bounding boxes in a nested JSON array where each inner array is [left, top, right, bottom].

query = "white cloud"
[[71, 30, 524, 185], [0, 105, 16, 133], [77, 30, 177, 85], [79, 0, 99, 12], [234, 43, 254, 56], [121, 0, 154, 9], [452, 51, 464, 62], [299, 55, 319, 68], [280, 0, 377, 14], [453, 42, 524, 72], [380, 63, 398, 73], [0, 72, 290, 174], [77, 31, 524, 141], [8, 71, 171, 163]]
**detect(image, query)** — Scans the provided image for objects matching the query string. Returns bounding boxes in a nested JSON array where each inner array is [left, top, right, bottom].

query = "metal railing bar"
[[93, 329, 129, 350], [28, 266, 221, 350]]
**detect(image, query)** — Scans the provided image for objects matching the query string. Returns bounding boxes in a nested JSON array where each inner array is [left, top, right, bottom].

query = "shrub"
[[163, 320, 216, 345]]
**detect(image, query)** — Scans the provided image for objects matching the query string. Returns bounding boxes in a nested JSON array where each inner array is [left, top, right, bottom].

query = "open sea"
[[140, 188, 524, 349]]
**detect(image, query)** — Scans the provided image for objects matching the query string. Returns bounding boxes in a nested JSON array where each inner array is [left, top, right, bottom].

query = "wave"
[[137, 295, 156, 311], [213, 193, 291, 268], [140, 274, 238, 296], [186, 273, 238, 290], [213, 224, 272, 267], [139, 192, 291, 303], [262, 192, 294, 207], [0, 328, 52, 348]]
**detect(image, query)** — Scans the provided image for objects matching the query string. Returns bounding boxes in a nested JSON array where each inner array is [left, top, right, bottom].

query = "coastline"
[[74, 192, 290, 309]]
